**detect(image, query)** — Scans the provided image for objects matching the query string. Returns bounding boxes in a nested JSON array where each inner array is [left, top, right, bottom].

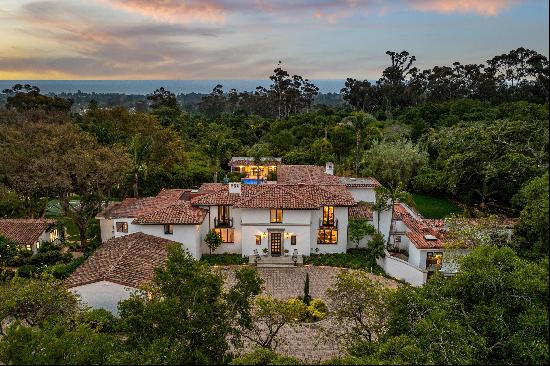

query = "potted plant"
[[262, 248, 268, 254], [284, 249, 289, 256]]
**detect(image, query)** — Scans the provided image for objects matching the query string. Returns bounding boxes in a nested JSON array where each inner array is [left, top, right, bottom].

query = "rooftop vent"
[[424, 234, 437, 241], [325, 162, 334, 175]]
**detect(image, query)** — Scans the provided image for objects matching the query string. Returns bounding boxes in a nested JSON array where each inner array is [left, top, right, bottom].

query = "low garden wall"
[[377, 250, 427, 286]]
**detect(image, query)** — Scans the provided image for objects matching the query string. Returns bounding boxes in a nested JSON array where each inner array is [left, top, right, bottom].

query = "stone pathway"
[[215, 265, 398, 362]]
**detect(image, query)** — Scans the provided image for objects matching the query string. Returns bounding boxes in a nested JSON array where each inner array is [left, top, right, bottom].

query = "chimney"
[[325, 162, 334, 175], [228, 182, 242, 194]]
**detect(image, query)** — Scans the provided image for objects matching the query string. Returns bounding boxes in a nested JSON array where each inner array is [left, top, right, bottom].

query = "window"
[[317, 229, 338, 244], [291, 235, 297, 246], [25, 244, 32, 251], [214, 228, 234, 243], [218, 205, 230, 225], [322, 206, 335, 226], [394, 235, 401, 244], [270, 209, 283, 223], [49, 229, 59, 242], [116, 222, 128, 233], [255, 235, 262, 245], [164, 224, 174, 235], [426, 252, 443, 270], [36, 242, 41, 250]]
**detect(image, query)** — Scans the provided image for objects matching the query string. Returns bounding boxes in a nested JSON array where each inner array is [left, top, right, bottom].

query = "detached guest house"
[[0, 218, 60, 253]]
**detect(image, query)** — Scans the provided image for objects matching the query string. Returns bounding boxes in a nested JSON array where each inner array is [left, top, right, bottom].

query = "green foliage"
[[205, 229, 224, 254], [43, 256, 86, 279], [303, 272, 311, 305], [199, 253, 249, 265], [351, 246, 549, 365], [288, 298, 328, 323], [16, 264, 39, 278], [365, 232, 385, 262], [0, 234, 18, 266], [0, 277, 80, 327], [362, 139, 428, 189], [348, 218, 376, 247], [512, 172, 549, 258], [303, 249, 384, 274], [327, 271, 392, 343], [231, 348, 302, 365], [411, 192, 462, 219], [116, 246, 262, 364]]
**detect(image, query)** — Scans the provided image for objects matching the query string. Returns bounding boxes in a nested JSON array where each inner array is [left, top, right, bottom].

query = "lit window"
[[25, 244, 32, 251], [426, 252, 443, 270], [164, 224, 174, 235], [322, 206, 335, 226], [36, 242, 41, 250], [270, 209, 283, 223], [291, 235, 297, 245], [255, 235, 261, 245], [116, 222, 128, 233], [49, 229, 59, 242], [214, 228, 234, 243], [317, 229, 338, 244], [218, 205, 230, 225]]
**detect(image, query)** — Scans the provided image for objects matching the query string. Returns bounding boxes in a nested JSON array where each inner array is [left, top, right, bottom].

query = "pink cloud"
[[407, 0, 521, 16], [97, 0, 226, 24]]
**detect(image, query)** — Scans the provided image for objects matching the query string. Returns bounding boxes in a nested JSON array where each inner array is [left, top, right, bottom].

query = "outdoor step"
[[249, 255, 303, 267]]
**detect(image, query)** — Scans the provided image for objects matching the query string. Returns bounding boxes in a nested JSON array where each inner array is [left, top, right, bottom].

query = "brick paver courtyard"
[[215, 265, 398, 362]]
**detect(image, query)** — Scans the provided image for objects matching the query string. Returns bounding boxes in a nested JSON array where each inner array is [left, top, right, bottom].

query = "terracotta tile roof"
[[191, 188, 242, 206], [349, 203, 374, 220], [97, 189, 185, 219], [65, 233, 177, 289], [393, 203, 445, 249], [0, 219, 55, 245], [132, 201, 207, 225], [229, 157, 282, 167], [234, 184, 356, 209], [277, 165, 341, 185], [339, 176, 381, 188]]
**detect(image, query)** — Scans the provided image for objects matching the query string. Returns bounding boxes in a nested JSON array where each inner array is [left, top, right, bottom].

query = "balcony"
[[319, 218, 338, 228], [214, 217, 233, 228]]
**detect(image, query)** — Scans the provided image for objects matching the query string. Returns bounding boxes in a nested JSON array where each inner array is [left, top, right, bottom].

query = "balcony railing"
[[319, 218, 338, 228], [214, 217, 233, 228]]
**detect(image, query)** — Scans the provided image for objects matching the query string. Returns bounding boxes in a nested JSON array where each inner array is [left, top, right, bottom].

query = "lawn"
[[411, 192, 462, 219]]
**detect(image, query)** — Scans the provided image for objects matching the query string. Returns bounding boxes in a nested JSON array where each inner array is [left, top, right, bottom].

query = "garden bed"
[[200, 254, 249, 265], [303, 249, 384, 275]]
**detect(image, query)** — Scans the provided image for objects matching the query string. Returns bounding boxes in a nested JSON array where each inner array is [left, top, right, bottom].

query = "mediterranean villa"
[[66, 161, 470, 312]]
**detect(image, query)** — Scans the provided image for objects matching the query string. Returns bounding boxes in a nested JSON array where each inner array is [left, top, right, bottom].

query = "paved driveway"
[[216, 265, 398, 362]]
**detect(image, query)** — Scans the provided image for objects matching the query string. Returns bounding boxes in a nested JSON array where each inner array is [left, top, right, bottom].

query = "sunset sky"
[[0, 0, 548, 80]]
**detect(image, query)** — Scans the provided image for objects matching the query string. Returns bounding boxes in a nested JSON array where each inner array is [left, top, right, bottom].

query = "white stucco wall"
[[377, 251, 428, 286], [310, 206, 348, 255], [240, 208, 313, 256], [113, 218, 202, 259], [373, 208, 392, 241], [348, 187, 376, 203], [69, 281, 140, 315]]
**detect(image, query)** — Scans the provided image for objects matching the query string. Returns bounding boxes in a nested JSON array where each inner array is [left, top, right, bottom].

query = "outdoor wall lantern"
[[261, 232, 268, 238]]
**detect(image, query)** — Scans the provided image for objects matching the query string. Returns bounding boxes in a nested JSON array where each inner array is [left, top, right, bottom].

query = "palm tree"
[[342, 111, 377, 177], [374, 182, 413, 247]]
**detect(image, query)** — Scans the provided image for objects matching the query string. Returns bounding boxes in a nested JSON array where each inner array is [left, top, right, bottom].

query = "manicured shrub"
[[200, 254, 248, 265]]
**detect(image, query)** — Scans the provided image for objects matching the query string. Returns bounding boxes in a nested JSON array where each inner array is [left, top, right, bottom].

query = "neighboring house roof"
[[193, 183, 356, 209], [277, 165, 341, 185], [132, 201, 207, 225], [0, 219, 55, 245], [349, 203, 374, 220], [65, 232, 176, 289], [229, 157, 282, 167], [339, 176, 381, 188], [97, 189, 185, 219]]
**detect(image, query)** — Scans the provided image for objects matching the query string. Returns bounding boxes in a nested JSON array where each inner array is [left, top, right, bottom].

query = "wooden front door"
[[270, 232, 282, 256]]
